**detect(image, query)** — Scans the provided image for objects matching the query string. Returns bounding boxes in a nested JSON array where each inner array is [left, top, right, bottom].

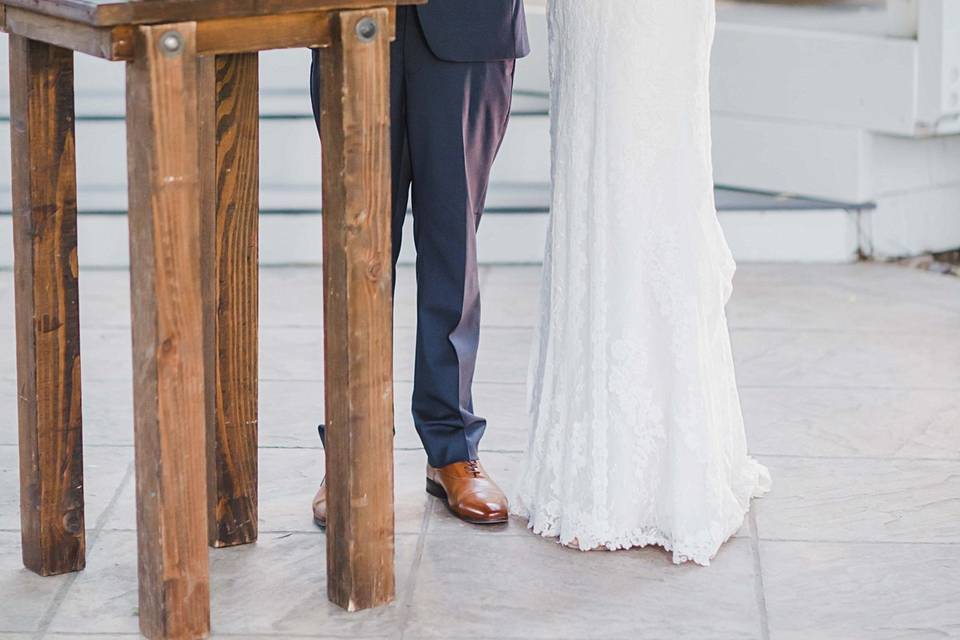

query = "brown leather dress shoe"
[[312, 478, 327, 529], [426, 460, 509, 525]]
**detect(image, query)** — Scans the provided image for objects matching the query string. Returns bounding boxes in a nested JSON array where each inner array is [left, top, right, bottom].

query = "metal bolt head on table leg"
[[159, 31, 184, 56], [355, 17, 378, 43]]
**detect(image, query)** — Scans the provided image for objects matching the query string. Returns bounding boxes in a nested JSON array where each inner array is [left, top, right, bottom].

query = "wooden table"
[[3, 0, 413, 636]]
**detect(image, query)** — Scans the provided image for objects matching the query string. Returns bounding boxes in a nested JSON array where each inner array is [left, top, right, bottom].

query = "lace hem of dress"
[[512, 458, 771, 567]]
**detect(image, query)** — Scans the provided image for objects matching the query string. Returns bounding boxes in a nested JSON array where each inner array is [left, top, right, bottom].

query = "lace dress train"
[[512, 0, 771, 566]]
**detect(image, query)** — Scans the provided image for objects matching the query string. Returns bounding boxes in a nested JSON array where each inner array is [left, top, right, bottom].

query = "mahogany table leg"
[[8, 35, 85, 577], [125, 22, 210, 640], [318, 8, 395, 612], [199, 52, 260, 549]]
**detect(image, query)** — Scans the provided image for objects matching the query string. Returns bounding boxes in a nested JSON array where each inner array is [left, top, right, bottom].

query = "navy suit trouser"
[[311, 7, 515, 467]]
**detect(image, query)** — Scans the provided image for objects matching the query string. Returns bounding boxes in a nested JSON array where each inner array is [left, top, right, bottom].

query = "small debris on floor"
[[896, 249, 960, 278]]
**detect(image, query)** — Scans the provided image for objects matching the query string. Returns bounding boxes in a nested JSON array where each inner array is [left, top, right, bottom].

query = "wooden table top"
[[0, 0, 423, 27]]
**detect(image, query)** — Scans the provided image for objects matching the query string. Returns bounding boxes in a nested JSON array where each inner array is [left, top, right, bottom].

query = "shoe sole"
[[425, 477, 508, 525], [313, 515, 326, 530]]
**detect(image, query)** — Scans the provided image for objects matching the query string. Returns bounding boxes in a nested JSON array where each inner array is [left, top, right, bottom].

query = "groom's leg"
[[403, 14, 515, 468]]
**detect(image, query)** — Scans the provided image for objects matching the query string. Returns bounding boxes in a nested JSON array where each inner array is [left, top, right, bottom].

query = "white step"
[[713, 0, 960, 136], [712, 114, 871, 203], [713, 112, 960, 204], [713, 20, 920, 135], [0, 187, 865, 268], [0, 208, 862, 268]]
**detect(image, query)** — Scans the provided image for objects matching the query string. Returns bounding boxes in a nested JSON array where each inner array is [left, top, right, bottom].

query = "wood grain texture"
[[0, 6, 396, 60], [319, 7, 395, 612], [0, 0, 423, 28], [2, 7, 132, 59], [9, 34, 85, 577], [196, 52, 217, 556], [126, 21, 209, 639], [201, 52, 259, 549], [0, 8, 322, 62], [195, 11, 332, 55]]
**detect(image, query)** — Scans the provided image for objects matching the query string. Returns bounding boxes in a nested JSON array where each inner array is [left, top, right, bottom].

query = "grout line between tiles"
[[258, 322, 960, 337], [396, 491, 432, 640], [756, 537, 960, 546], [40, 633, 392, 639], [737, 383, 960, 391], [417, 527, 960, 545], [66, 528, 423, 537], [9, 323, 960, 337], [751, 453, 960, 463], [4, 444, 957, 465], [9, 526, 952, 546], [37, 634, 138, 639], [749, 509, 771, 640], [730, 325, 960, 336], [13, 379, 952, 391], [32, 460, 135, 640]]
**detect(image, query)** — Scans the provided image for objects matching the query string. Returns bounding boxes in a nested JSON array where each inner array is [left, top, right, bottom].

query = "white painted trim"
[[712, 21, 921, 135], [0, 208, 872, 269]]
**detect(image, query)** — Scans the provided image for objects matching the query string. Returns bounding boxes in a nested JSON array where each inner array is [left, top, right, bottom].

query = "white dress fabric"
[[512, 0, 771, 566]]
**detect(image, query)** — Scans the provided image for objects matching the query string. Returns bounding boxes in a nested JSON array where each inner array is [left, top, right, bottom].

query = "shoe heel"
[[425, 477, 447, 500]]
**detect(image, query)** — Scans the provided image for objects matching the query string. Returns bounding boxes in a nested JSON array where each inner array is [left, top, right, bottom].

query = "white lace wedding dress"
[[512, 0, 771, 566]]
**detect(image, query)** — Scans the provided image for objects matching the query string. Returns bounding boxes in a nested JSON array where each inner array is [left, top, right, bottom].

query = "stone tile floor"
[[0, 262, 959, 639]]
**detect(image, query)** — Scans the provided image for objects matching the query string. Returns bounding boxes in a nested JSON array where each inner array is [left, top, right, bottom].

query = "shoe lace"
[[465, 460, 482, 478]]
